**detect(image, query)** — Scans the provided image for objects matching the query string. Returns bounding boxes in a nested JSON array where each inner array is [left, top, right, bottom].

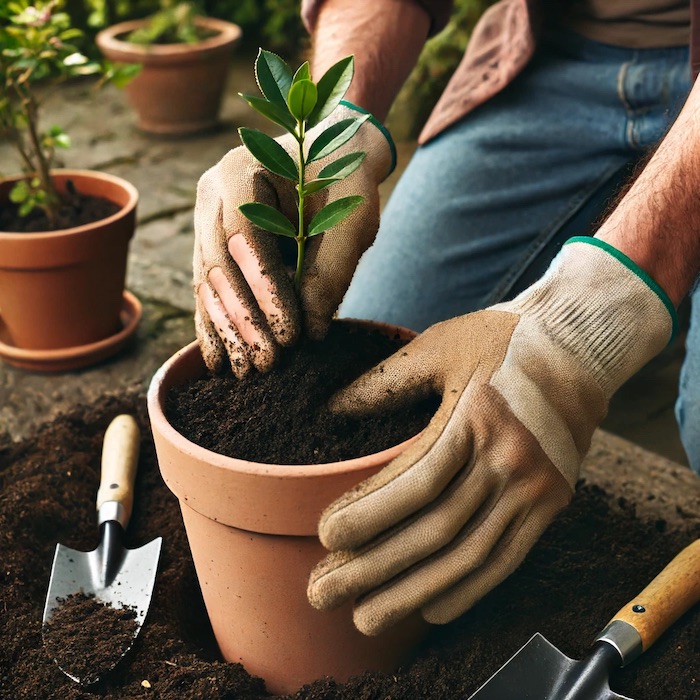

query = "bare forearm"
[[596, 77, 700, 307], [310, 0, 431, 122]]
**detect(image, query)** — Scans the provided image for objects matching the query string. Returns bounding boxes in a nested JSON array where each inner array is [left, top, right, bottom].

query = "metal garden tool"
[[42, 414, 163, 684], [468, 538, 700, 700]]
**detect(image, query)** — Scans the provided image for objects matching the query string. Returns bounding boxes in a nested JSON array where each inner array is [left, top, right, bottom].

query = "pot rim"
[[96, 16, 242, 60], [147, 332, 421, 479], [0, 169, 138, 240]]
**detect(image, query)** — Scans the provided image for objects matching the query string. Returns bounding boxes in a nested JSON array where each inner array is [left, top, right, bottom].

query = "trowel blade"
[[467, 633, 632, 700], [42, 535, 162, 683]]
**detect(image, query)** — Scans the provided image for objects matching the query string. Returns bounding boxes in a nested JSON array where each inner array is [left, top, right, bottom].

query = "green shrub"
[[75, 0, 490, 138], [203, 0, 305, 58], [387, 0, 494, 141], [77, 0, 305, 57]]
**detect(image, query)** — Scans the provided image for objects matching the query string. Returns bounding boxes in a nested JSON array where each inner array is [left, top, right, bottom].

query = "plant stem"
[[10, 73, 61, 224], [294, 119, 307, 294], [4, 85, 38, 175], [24, 89, 60, 224]]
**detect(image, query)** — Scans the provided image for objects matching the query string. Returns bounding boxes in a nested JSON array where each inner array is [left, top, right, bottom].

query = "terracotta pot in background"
[[96, 17, 242, 136], [147, 331, 428, 695], [0, 170, 138, 363]]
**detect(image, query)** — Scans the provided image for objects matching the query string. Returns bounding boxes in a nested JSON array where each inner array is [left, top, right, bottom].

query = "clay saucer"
[[0, 290, 142, 372]]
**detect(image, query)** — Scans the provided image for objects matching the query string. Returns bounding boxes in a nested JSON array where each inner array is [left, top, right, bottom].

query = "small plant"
[[238, 49, 368, 293], [125, 0, 206, 45], [0, 0, 137, 225]]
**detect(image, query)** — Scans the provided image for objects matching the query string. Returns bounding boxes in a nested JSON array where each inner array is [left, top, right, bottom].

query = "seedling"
[[125, 1, 206, 45], [0, 0, 137, 225], [238, 49, 368, 293]]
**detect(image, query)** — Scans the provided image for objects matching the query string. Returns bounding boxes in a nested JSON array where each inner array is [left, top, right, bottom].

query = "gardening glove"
[[308, 237, 676, 636], [193, 101, 395, 376]]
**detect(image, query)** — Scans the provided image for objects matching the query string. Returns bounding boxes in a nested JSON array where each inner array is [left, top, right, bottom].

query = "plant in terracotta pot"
[[147, 50, 436, 694], [0, 0, 141, 371], [95, 0, 242, 136]]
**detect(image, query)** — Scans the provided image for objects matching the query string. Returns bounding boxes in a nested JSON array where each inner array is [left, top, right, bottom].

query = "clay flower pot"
[[96, 17, 242, 136], [0, 170, 140, 371], [147, 327, 427, 694]]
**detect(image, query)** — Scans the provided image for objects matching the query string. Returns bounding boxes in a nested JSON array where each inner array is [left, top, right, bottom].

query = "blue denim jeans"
[[339, 31, 700, 473]]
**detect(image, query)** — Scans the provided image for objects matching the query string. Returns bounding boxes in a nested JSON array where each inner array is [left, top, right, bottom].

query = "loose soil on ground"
[[1, 392, 698, 699]]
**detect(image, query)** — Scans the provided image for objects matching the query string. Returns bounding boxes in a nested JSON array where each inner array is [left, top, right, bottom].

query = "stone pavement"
[[0, 51, 694, 480]]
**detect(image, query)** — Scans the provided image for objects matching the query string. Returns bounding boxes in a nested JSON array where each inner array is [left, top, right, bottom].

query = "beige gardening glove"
[[193, 102, 394, 376], [307, 237, 676, 636]]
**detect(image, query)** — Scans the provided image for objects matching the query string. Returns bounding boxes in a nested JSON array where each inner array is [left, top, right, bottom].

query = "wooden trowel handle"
[[596, 539, 700, 665], [96, 415, 140, 529]]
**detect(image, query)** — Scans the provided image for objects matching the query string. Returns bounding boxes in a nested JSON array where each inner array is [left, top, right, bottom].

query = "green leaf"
[[239, 92, 296, 133], [239, 127, 298, 181], [71, 62, 102, 76], [302, 177, 341, 195], [307, 115, 369, 163], [18, 200, 35, 216], [292, 61, 310, 84], [59, 28, 83, 41], [307, 56, 354, 128], [287, 79, 317, 122], [9, 180, 29, 203], [255, 49, 293, 109], [54, 133, 70, 148], [318, 151, 366, 180], [307, 196, 364, 236], [107, 62, 142, 88], [63, 52, 88, 66], [239, 202, 297, 237]]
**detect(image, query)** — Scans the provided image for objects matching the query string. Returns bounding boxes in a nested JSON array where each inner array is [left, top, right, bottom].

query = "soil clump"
[[1, 392, 698, 699], [167, 321, 439, 464], [43, 593, 139, 684]]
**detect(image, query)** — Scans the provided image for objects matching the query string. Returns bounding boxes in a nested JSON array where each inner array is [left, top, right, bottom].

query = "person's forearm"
[[596, 76, 700, 307], [310, 0, 431, 122]]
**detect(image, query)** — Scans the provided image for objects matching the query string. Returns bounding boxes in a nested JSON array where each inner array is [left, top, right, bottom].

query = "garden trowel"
[[468, 538, 700, 700], [42, 414, 162, 684]]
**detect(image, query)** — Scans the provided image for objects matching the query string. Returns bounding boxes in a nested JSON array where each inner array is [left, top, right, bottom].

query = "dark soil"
[[166, 321, 439, 464], [43, 593, 139, 684], [0, 185, 120, 233], [1, 392, 699, 699]]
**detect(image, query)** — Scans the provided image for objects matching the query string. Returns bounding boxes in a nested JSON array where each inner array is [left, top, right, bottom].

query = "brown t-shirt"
[[562, 0, 690, 48]]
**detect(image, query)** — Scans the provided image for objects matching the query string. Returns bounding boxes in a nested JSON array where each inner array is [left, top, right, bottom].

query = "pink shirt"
[[302, 1, 697, 145]]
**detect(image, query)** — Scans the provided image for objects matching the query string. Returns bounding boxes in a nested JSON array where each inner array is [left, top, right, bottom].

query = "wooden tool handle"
[[96, 415, 140, 528], [607, 539, 700, 652]]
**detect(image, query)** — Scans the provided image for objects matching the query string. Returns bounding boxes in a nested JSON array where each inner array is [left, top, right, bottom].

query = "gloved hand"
[[193, 102, 395, 376], [307, 237, 676, 636]]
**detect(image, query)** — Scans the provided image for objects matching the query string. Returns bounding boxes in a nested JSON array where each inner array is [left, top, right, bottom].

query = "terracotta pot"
[[0, 170, 138, 358], [96, 17, 242, 135], [147, 328, 428, 694]]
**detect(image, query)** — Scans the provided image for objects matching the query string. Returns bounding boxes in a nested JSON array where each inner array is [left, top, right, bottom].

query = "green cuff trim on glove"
[[565, 236, 678, 342], [340, 99, 397, 177]]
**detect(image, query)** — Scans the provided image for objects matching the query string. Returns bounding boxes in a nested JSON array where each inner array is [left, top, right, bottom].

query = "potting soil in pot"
[[166, 321, 440, 464], [0, 191, 120, 233], [1, 392, 699, 699]]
